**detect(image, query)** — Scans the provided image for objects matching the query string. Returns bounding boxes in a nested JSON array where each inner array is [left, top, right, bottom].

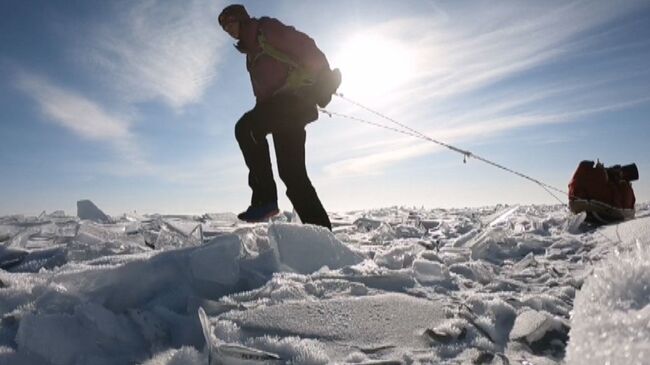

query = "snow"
[[0, 203, 649, 364]]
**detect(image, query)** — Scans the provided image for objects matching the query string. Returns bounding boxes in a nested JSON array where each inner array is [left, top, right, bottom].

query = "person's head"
[[218, 4, 250, 40]]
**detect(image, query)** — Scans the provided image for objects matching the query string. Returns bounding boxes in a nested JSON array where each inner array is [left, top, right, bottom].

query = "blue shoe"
[[237, 202, 280, 222]]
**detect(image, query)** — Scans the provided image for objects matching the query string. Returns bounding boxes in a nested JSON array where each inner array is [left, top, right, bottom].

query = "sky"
[[1, 0, 649, 216]]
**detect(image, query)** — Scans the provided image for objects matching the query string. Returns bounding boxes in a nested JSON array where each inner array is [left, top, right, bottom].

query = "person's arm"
[[259, 17, 330, 76]]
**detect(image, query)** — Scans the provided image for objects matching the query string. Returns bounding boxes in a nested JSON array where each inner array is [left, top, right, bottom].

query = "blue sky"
[[1, 0, 649, 216]]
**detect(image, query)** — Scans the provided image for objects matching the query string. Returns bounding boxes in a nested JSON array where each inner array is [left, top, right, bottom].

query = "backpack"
[[256, 30, 341, 107], [568, 160, 638, 223]]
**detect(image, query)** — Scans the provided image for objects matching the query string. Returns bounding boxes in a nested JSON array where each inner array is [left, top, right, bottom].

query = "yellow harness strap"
[[254, 33, 316, 94]]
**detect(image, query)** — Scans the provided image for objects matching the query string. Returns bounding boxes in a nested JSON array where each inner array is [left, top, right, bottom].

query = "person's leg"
[[273, 121, 332, 230], [234, 110, 277, 207]]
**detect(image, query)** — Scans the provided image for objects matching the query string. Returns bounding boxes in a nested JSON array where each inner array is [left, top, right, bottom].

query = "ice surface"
[[219, 293, 445, 361], [0, 246, 28, 269], [0, 204, 648, 364], [269, 223, 364, 274], [412, 258, 451, 284], [566, 216, 650, 365], [16, 303, 145, 365], [140, 347, 203, 365], [600, 214, 650, 245], [510, 310, 555, 343], [190, 234, 242, 285]]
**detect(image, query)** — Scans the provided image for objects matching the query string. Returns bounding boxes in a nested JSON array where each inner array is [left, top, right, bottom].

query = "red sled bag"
[[568, 160, 638, 223]]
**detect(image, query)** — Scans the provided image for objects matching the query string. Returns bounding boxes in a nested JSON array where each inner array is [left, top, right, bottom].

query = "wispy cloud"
[[15, 0, 228, 181], [385, 1, 647, 107], [16, 73, 130, 141], [75, 0, 226, 109], [14, 68, 240, 184], [323, 142, 437, 178], [15, 72, 153, 173], [322, 0, 650, 178]]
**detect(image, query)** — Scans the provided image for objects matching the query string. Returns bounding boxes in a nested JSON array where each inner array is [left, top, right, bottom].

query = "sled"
[[569, 198, 635, 224]]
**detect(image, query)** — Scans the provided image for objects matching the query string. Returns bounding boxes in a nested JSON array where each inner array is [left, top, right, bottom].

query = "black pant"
[[235, 94, 332, 230]]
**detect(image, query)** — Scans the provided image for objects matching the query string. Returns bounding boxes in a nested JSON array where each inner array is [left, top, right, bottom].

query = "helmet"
[[218, 4, 250, 28]]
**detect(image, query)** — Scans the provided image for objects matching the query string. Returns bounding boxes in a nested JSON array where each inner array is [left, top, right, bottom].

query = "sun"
[[332, 33, 417, 98]]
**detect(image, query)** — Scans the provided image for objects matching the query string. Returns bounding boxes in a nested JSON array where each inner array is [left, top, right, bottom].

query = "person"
[[218, 4, 341, 230]]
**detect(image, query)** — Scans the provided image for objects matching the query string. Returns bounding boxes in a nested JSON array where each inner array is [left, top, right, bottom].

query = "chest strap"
[[253, 32, 316, 93]]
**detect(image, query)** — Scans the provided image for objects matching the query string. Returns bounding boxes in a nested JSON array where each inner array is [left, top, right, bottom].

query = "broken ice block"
[[77, 200, 111, 223]]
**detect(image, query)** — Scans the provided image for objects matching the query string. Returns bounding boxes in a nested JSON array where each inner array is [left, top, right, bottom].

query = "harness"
[[252, 31, 316, 94]]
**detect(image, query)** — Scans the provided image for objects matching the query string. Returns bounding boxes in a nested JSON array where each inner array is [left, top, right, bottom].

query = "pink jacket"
[[235, 17, 330, 102]]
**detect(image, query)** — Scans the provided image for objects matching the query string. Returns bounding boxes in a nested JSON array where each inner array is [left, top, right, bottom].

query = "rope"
[[319, 93, 568, 205]]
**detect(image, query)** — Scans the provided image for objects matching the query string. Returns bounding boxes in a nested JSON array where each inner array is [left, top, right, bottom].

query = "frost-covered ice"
[[0, 203, 649, 364], [565, 216, 650, 365]]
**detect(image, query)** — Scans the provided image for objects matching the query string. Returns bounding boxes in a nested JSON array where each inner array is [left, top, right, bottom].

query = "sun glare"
[[333, 33, 417, 98]]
